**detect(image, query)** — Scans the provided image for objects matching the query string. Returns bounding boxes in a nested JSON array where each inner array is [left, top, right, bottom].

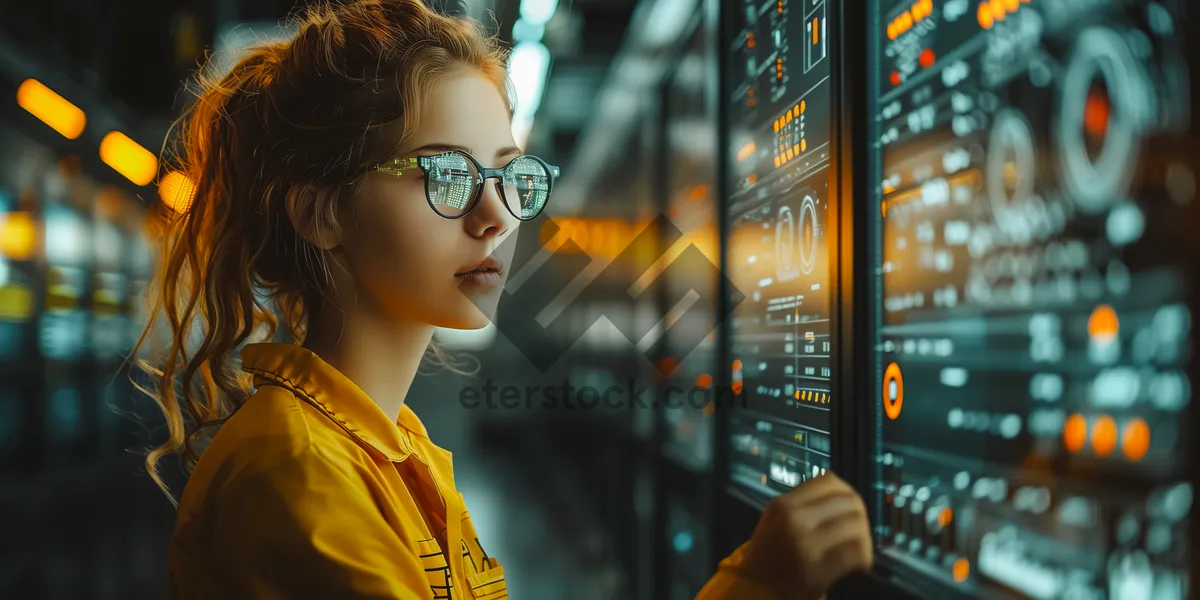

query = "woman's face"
[[341, 67, 522, 330]]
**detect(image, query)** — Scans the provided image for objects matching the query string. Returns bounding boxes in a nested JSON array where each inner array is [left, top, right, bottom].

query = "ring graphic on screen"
[[1057, 27, 1147, 215], [775, 205, 798, 281], [883, 361, 904, 420], [798, 194, 818, 275], [986, 109, 1039, 240]]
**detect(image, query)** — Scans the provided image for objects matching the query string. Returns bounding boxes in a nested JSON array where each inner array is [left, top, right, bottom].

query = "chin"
[[432, 295, 501, 330]]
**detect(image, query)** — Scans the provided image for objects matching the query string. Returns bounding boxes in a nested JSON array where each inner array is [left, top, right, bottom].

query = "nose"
[[463, 178, 515, 240]]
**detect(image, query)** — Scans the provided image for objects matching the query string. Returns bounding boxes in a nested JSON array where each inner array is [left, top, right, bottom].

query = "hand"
[[739, 472, 874, 600]]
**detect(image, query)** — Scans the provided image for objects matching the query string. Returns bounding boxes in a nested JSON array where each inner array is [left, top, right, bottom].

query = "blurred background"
[[1, 0, 1197, 599]]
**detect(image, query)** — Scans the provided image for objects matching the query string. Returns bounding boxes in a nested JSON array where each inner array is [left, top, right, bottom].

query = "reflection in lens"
[[503, 156, 550, 220], [425, 152, 478, 217]]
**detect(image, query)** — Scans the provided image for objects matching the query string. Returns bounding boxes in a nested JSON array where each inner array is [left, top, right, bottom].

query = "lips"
[[455, 256, 504, 277]]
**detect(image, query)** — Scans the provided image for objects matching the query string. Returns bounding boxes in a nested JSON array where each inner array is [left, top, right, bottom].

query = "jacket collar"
[[240, 342, 429, 462]]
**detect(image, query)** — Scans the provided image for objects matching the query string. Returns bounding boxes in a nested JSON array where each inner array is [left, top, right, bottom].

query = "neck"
[[301, 303, 434, 424]]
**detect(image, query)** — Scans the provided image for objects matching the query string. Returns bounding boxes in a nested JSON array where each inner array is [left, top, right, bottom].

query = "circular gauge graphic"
[[986, 109, 1037, 238], [1057, 28, 1150, 214], [798, 194, 818, 275], [775, 205, 798, 282], [883, 362, 904, 420]]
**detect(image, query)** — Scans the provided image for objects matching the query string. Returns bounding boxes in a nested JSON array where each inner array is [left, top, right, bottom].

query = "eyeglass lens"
[[425, 152, 479, 218], [502, 156, 551, 220], [424, 152, 551, 220]]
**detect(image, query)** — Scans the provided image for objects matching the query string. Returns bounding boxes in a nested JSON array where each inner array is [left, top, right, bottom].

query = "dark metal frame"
[[372, 151, 560, 221]]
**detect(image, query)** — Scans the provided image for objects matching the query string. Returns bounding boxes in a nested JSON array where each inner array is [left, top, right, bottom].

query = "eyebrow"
[[407, 143, 524, 161]]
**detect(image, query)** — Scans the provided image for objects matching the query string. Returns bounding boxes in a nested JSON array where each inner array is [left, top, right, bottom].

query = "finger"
[[810, 509, 874, 558], [823, 534, 875, 578], [802, 492, 869, 529], [780, 472, 855, 506]]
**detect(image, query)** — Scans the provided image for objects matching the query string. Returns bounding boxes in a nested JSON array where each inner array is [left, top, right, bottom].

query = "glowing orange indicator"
[[978, 2, 995, 28], [890, 71, 901, 86], [883, 362, 904, 420], [953, 558, 970, 583], [991, 0, 1006, 20], [777, 0, 783, 13], [938, 507, 953, 528], [774, 119, 780, 132], [813, 18, 819, 45], [732, 359, 744, 395], [696, 374, 713, 389], [919, 48, 936, 68], [747, 173, 758, 185], [1003, 0, 1019, 10], [1085, 87, 1111, 138], [800, 139, 807, 152], [660, 356, 679, 375], [747, 33, 756, 48], [1092, 415, 1118, 457], [1063, 413, 1088, 453], [800, 100, 806, 113], [1088, 304, 1119, 343], [795, 390, 802, 400], [774, 156, 782, 168], [738, 142, 756, 161], [1122, 418, 1150, 462]]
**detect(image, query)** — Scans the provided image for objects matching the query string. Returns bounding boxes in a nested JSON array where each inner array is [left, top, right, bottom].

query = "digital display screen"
[[725, 0, 835, 502], [868, 0, 1194, 597]]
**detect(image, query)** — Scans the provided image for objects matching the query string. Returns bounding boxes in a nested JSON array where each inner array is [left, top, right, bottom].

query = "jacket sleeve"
[[207, 447, 432, 600], [694, 541, 782, 600]]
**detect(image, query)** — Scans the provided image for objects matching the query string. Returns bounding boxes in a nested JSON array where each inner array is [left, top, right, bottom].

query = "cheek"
[[345, 188, 459, 288]]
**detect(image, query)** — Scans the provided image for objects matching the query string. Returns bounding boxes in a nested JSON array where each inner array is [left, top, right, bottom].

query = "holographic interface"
[[870, 0, 1194, 597]]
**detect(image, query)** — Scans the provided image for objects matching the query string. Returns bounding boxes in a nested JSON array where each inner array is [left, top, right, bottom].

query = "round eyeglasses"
[[371, 150, 560, 221]]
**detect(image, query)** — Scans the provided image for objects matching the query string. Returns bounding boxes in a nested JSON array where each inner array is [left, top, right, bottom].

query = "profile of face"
[[336, 67, 522, 330]]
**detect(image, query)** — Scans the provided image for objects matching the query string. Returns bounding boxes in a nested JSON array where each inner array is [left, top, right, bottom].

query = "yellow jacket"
[[168, 342, 776, 599]]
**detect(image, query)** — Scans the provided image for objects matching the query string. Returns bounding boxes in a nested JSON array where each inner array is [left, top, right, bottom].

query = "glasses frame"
[[371, 150, 560, 221]]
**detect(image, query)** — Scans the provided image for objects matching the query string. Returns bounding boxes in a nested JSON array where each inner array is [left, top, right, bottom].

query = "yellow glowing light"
[[100, 131, 158, 186], [159, 170, 198, 213], [0, 211, 37, 260], [16, 79, 86, 139]]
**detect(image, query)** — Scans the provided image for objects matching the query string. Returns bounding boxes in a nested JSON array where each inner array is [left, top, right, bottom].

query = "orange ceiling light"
[[100, 131, 158, 186], [16, 79, 86, 139], [159, 170, 198, 213]]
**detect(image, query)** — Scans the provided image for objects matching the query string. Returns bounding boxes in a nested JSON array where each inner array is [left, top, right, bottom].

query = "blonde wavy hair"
[[133, 0, 510, 503]]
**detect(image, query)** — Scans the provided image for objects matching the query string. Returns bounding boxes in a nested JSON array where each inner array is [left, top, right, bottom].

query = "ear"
[[284, 185, 342, 250]]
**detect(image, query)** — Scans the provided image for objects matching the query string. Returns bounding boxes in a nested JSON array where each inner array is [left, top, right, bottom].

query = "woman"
[[137, 1, 874, 598]]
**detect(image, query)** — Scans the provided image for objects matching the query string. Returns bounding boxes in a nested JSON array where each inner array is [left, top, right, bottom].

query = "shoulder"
[[176, 384, 374, 516]]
